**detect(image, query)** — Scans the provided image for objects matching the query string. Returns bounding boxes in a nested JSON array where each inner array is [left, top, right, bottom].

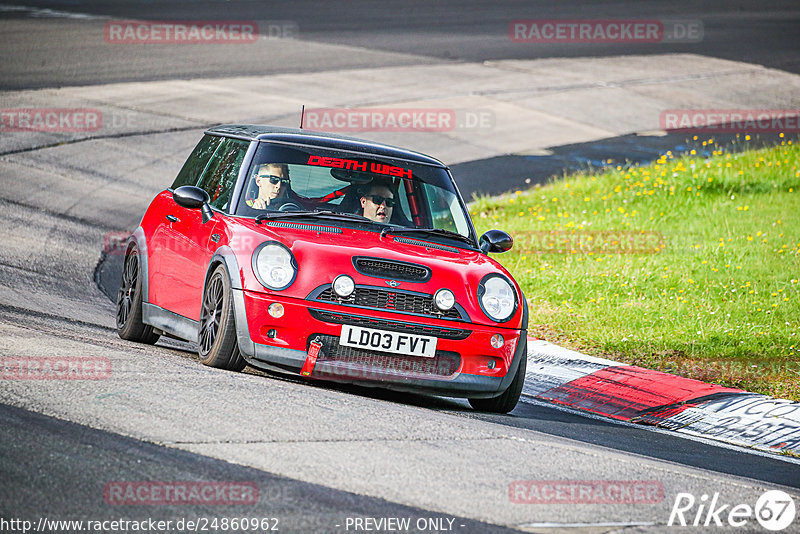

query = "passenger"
[[360, 180, 395, 223], [246, 163, 291, 209]]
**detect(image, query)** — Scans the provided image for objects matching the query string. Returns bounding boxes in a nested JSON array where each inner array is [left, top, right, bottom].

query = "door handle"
[[166, 215, 179, 222]]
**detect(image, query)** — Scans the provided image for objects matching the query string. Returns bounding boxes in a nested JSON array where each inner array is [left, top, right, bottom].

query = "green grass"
[[471, 138, 800, 400]]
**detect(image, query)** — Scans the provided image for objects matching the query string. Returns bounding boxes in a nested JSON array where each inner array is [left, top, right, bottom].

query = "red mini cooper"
[[117, 125, 528, 412]]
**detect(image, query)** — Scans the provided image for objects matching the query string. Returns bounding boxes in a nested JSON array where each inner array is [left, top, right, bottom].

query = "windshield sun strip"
[[255, 139, 448, 169]]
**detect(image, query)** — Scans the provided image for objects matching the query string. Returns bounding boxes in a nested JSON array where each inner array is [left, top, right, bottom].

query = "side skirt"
[[142, 303, 199, 343]]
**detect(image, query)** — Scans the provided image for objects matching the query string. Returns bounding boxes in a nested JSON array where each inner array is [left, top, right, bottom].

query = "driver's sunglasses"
[[259, 174, 290, 185], [366, 195, 396, 207]]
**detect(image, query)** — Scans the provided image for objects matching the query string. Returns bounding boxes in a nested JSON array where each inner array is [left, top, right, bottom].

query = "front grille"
[[353, 257, 431, 282], [309, 309, 471, 340], [314, 287, 463, 320], [309, 334, 460, 379]]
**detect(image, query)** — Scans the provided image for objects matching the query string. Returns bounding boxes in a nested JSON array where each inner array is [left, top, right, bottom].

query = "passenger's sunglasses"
[[366, 195, 396, 207], [259, 174, 290, 185]]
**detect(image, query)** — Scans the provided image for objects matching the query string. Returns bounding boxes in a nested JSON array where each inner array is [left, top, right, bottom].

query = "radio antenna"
[[300, 105, 305, 129]]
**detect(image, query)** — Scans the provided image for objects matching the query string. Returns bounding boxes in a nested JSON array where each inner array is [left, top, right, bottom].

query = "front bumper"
[[232, 289, 526, 398]]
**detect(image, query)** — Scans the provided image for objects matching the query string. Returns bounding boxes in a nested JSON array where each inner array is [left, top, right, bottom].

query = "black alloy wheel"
[[198, 265, 246, 371], [116, 244, 160, 344]]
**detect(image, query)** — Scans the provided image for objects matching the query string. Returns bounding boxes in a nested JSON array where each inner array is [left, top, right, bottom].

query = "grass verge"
[[472, 137, 800, 400]]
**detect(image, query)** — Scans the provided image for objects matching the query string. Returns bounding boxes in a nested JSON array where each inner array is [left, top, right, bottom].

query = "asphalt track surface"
[[1, 0, 799, 89], [0, 403, 518, 533], [2, 1, 800, 532]]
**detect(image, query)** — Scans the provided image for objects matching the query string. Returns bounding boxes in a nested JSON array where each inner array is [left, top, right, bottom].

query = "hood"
[[226, 217, 522, 327]]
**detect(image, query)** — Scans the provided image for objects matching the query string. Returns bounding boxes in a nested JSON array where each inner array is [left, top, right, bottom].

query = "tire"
[[468, 336, 527, 414], [198, 264, 246, 372], [116, 244, 160, 344]]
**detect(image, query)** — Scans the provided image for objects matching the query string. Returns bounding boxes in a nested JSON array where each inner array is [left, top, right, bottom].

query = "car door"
[[156, 137, 249, 320], [148, 134, 221, 312]]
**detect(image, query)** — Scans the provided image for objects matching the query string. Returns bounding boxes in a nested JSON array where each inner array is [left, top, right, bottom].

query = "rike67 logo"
[[669, 490, 796, 531]]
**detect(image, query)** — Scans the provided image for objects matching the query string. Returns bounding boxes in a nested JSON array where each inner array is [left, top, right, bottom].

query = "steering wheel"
[[276, 201, 303, 212]]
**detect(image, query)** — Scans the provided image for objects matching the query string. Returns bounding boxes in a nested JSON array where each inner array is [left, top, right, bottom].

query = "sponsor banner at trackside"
[[524, 339, 800, 455], [662, 394, 800, 452]]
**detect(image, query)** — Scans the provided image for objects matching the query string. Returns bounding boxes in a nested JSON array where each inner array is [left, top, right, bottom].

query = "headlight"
[[434, 288, 455, 311], [478, 275, 516, 322], [332, 274, 355, 297], [252, 242, 296, 290]]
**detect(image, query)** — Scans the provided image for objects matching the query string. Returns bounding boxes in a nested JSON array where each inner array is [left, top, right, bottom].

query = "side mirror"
[[479, 229, 513, 254], [173, 186, 213, 223]]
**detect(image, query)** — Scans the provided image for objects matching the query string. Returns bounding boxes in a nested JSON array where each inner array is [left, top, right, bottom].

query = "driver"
[[246, 163, 291, 209], [360, 180, 395, 223]]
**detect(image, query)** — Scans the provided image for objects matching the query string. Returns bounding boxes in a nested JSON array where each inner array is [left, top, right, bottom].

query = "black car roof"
[[206, 124, 446, 167]]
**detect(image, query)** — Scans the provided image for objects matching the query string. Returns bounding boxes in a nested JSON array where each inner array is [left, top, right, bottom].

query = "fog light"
[[268, 303, 285, 318], [332, 274, 355, 297], [434, 288, 455, 311], [490, 334, 504, 349], [487, 359, 496, 370]]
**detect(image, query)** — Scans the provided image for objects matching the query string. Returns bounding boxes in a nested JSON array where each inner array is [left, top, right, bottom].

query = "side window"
[[171, 135, 222, 189], [197, 138, 250, 211]]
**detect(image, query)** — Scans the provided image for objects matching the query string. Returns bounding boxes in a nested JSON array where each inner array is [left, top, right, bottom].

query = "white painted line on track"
[[0, 4, 106, 20], [518, 521, 656, 528]]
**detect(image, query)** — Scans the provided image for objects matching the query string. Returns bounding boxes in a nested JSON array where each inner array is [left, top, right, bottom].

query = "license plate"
[[339, 325, 437, 358]]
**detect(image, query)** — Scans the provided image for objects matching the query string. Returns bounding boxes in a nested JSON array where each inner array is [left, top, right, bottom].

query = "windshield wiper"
[[380, 226, 476, 246], [255, 210, 371, 224]]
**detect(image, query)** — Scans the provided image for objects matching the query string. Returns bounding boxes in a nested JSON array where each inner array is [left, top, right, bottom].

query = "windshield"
[[235, 142, 474, 242]]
